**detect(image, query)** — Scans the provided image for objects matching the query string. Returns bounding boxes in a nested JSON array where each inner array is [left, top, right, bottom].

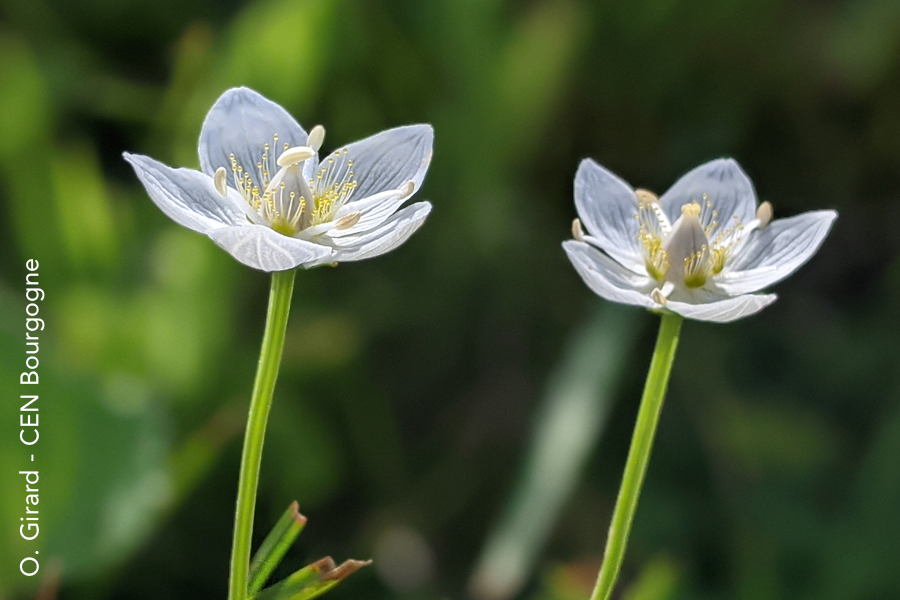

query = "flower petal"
[[659, 158, 757, 237], [340, 125, 433, 201], [573, 159, 646, 272], [198, 87, 308, 190], [665, 293, 777, 323], [208, 224, 332, 272], [124, 152, 248, 234], [562, 240, 657, 308], [716, 210, 837, 295], [324, 202, 432, 264], [327, 189, 408, 240]]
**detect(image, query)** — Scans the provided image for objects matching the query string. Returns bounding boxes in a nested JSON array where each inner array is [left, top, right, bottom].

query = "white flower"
[[124, 87, 433, 272], [564, 158, 837, 322]]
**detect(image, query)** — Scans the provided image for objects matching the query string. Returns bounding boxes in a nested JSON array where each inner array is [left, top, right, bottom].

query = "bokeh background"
[[0, 0, 897, 598]]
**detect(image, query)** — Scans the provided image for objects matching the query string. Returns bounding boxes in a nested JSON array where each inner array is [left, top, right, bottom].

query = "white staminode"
[[307, 125, 325, 153], [335, 211, 361, 230], [398, 180, 415, 200], [563, 158, 837, 322], [276, 145, 316, 167], [572, 217, 585, 242], [756, 200, 773, 228], [124, 87, 434, 272], [214, 166, 228, 197]]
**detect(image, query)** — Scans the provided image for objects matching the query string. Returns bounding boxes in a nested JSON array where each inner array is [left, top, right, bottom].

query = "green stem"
[[590, 313, 683, 600], [228, 270, 297, 600]]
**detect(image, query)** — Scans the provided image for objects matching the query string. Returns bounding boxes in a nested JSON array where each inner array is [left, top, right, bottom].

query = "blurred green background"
[[0, 0, 896, 598]]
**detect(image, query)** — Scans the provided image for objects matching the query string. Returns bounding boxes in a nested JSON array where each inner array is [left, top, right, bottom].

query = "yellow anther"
[[681, 202, 702, 217], [635, 189, 658, 204]]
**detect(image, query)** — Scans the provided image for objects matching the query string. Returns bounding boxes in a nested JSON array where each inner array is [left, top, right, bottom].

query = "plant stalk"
[[228, 269, 297, 600], [590, 313, 683, 600]]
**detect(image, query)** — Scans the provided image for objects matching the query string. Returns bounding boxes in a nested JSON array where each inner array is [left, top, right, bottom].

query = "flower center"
[[225, 127, 358, 237], [637, 194, 744, 288]]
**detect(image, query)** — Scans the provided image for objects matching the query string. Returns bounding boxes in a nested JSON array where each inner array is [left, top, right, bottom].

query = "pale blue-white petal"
[[562, 240, 657, 308], [208, 224, 332, 272], [665, 293, 777, 323], [716, 210, 837, 295], [302, 152, 319, 182], [573, 159, 646, 272], [339, 125, 433, 202], [124, 152, 248, 234], [295, 190, 408, 242], [659, 158, 757, 238], [328, 189, 407, 240], [198, 87, 308, 191], [323, 202, 432, 264]]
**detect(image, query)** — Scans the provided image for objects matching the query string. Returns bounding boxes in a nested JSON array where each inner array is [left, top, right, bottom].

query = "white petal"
[[198, 87, 308, 191], [323, 202, 432, 264], [562, 240, 656, 309], [293, 189, 408, 242], [659, 158, 757, 237], [717, 210, 837, 295], [665, 293, 777, 323], [327, 189, 407, 240], [208, 224, 332, 272], [301, 152, 319, 182], [124, 152, 248, 234], [340, 125, 433, 201], [573, 159, 646, 271]]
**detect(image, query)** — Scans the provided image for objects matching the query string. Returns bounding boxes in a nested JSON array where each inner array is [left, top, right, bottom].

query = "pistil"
[[663, 202, 710, 288]]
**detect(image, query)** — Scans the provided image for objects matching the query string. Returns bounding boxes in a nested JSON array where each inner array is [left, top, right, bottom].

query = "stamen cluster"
[[637, 194, 744, 289], [223, 127, 359, 237]]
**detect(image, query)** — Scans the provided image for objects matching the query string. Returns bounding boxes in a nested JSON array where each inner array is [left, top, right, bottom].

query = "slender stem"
[[590, 313, 683, 600], [228, 269, 297, 600]]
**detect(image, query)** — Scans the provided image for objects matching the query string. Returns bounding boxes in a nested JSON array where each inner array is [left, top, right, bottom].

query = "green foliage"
[[254, 557, 370, 600]]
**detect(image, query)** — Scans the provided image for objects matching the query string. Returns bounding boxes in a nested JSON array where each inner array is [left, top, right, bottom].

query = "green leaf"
[[254, 557, 371, 600], [249, 501, 308, 595]]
